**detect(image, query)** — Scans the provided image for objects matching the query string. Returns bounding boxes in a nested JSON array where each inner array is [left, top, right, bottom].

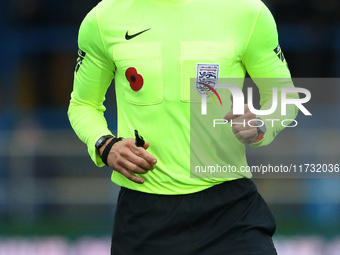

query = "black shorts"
[[111, 178, 277, 255]]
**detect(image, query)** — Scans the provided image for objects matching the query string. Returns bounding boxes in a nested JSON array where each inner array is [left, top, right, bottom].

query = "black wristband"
[[101, 137, 123, 166]]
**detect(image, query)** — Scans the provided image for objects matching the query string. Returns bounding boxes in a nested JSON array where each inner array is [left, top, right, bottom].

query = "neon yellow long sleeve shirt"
[[68, 0, 298, 194]]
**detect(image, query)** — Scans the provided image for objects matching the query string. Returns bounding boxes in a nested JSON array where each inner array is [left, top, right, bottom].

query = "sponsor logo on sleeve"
[[75, 49, 86, 72], [274, 44, 286, 63]]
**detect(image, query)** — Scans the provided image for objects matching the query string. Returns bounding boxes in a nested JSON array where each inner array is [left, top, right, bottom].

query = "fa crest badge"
[[196, 63, 220, 97]]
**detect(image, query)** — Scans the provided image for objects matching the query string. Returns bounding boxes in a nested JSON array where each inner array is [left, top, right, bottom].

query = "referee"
[[68, 0, 298, 254]]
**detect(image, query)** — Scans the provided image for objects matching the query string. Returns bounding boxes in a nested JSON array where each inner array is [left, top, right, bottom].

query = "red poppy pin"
[[125, 67, 144, 91]]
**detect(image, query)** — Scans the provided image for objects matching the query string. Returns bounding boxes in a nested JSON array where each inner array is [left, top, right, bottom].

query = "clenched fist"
[[99, 138, 157, 184], [224, 96, 260, 144]]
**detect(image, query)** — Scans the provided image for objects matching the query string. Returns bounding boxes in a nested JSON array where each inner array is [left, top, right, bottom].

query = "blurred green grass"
[[1, 218, 112, 240], [1, 216, 340, 239]]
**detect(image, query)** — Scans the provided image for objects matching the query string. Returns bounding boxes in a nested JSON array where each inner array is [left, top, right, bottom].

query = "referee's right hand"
[[99, 138, 157, 184]]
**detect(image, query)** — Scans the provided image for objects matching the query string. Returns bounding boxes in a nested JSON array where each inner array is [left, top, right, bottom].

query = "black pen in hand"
[[135, 130, 145, 147]]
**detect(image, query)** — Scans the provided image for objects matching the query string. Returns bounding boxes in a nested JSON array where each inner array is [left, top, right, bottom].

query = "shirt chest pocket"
[[113, 42, 163, 105], [180, 41, 235, 102]]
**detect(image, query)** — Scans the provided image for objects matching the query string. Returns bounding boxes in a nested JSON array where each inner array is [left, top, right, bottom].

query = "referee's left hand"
[[224, 96, 259, 144]]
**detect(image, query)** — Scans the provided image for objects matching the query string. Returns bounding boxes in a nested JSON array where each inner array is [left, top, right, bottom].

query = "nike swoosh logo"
[[125, 28, 151, 40]]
